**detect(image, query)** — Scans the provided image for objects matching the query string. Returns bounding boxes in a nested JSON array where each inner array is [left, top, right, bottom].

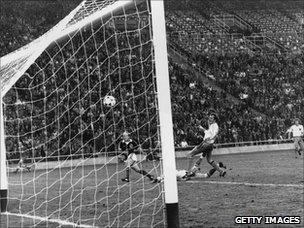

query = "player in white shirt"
[[286, 118, 304, 157], [185, 112, 226, 178]]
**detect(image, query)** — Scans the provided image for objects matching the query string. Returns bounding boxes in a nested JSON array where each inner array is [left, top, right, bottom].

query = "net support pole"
[[150, 0, 179, 227], [0, 87, 8, 212]]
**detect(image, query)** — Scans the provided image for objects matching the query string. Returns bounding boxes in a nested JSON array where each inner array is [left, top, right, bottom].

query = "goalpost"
[[0, 0, 179, 227], [0, 76, 8, 213]]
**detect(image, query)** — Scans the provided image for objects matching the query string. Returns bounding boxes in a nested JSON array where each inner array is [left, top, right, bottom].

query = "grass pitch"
[[1, 150, 303, 227]]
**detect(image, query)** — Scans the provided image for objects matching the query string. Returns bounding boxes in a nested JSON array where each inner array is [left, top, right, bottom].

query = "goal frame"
[[0, 78, 8, 212], [0, 0, 179, 227], [150, 0, 180, 227]]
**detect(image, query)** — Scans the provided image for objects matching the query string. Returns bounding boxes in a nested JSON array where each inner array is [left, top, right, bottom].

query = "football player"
[[14, 156, 31, 173], [286, 118, 304, 158], [155, 162, 227, 182], [118, 131, 156, 183], [185, 111, 226, 178]]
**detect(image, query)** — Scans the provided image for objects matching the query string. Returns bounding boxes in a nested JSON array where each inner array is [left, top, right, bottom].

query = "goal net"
[[0, 0, 177, 227]]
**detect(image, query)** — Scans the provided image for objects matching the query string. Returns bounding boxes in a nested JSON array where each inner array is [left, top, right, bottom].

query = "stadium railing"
[[176, 138, 293, 150], [6, 138, 294, 165]]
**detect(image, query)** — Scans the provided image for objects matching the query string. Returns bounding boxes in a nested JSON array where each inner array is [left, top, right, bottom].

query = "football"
[[176, 170, 187, 180], [103, 95, 116, 107]]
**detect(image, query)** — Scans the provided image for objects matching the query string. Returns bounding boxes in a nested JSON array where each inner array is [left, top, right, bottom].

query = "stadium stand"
[[0, 0, 81, 57]]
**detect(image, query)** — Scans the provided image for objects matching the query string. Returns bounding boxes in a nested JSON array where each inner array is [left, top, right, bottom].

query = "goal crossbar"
[[0, 0, 135, 97]]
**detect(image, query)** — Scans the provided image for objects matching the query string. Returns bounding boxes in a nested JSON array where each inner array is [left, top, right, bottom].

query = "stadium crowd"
[[169, 61, 289, 147], [4, 24, 159, 160], [1, 0, 303, 161], [192, 52, 304, 119], [0, 0, 80, 57]]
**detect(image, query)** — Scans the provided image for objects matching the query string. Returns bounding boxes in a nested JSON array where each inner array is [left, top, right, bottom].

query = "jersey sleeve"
[[286, 126, 292, 133]]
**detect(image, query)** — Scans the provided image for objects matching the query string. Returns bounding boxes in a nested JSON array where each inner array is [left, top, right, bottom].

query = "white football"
[[176, 170, 187, 180], [103, 95, 116, 107], [156, 176, 163, 182]]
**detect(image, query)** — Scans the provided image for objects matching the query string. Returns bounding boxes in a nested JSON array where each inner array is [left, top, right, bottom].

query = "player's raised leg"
[[131, 163, 156, 182], [206, 161, 227, 178], [188, 143, 213, 176], [186, 144, 203, 172]]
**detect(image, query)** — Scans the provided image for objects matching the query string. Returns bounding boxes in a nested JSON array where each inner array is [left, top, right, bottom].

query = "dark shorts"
[[188, 143, 214, 158], [294, 137, 304, 151]]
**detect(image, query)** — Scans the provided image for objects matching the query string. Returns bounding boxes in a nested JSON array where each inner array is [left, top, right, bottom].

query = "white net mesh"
[[67, 0, 117, 26], [1, 0, 166, 227], [0, 56, 30, 92]]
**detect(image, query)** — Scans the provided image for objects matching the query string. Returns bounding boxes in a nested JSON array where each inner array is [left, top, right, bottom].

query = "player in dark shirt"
[[118, 131, 156, 183]]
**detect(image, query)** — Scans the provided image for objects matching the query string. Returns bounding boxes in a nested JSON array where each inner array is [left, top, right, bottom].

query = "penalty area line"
[[186, 180, 303, 188], [1, 212, 97, 228]]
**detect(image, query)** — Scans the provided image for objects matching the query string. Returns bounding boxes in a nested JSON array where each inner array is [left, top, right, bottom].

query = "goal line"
[[2, 212, 96, 228]]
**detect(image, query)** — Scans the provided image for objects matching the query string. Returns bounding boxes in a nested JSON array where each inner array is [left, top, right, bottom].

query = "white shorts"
[[125, 153, 137, 167]]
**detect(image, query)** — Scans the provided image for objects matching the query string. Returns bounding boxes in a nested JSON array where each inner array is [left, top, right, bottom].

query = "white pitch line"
[[186, 180, 304, 188], [9, 179, 303, 189], [1, 212, 97, 228]]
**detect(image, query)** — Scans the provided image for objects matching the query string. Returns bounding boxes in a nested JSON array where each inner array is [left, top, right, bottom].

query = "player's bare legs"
[[121, 159, 155, 182], [293, 137, 303, 158], [206, 152, 226, 177], [184, 161, 227, 180], [131, 163, 155, 181], [186, 143, 226, 177], [295, 137, 304, 157], [186, 144, 203, 172], [300, 139, 304, 156], [206, 162, 227, 178], [191, 156, 203, 172], [122, 167, 131, 182], [121, 154, 133, 182]]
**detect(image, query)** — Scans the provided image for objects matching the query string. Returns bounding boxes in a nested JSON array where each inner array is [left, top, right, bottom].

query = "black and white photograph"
[[0, 0, 303, 227]]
